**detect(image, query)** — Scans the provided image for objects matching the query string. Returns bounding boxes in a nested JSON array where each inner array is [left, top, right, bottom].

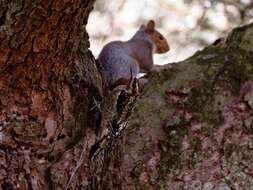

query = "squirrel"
[[98, 20, 170, 90]]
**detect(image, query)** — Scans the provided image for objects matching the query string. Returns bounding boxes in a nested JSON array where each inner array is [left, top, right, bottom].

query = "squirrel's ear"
[[146, 20, 155, 33]]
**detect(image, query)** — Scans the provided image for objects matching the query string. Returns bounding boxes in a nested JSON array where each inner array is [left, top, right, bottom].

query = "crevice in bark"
[[0, 7, 7, 27]]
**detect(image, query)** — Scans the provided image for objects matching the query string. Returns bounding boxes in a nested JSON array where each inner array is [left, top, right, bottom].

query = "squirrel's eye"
[[159, 35, 164, 40]]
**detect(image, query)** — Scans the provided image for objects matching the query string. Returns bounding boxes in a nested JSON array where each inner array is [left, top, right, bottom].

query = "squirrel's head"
[[142, 20, 170, 54]]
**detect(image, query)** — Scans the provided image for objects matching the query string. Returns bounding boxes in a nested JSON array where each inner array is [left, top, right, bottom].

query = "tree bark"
[[0, 0, 102, 189], [1, 1, 253, 190], [99, 24, 253, 189]]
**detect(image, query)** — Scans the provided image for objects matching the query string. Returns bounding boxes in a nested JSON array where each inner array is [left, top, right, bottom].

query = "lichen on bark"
[[104, 23, 253, 190], [1, 1, 253, 189]]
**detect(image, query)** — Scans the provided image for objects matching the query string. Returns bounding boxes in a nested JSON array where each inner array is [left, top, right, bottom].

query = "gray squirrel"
[[98, 20, 170, 90]]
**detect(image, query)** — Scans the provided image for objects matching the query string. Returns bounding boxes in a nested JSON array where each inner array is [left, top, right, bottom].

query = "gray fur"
[[98, 29, 155, 89]]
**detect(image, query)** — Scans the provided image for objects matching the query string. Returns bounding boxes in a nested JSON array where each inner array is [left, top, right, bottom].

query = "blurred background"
[[87, 0, 253, 65]]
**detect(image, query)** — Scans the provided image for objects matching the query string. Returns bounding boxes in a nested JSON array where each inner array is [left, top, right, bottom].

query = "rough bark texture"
[[102, 24, 253, 190], [1, 1, 253, 190], [0, 0, 103, 189]]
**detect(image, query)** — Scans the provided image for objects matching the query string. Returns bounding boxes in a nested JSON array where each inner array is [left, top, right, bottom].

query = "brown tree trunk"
[[2, 1, 253, 190], [0, 0, 103, 189]]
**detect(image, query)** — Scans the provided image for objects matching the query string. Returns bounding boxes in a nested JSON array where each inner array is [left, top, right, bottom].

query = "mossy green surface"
[[122, 23, 253, 189]]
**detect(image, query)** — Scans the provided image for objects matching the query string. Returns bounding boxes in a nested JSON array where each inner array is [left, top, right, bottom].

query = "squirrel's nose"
[[167, 44, 170, 51], [164, 43, 170, 53]]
